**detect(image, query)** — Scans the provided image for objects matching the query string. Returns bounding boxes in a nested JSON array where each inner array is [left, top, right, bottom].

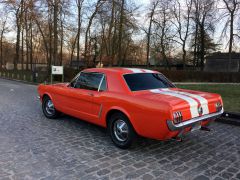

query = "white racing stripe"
[[125, 68, 143, 73], [162, 89, 209, 115], [125, 68, 155, 73], [150, 89, 199, 118], [142, 69, 154, 73]]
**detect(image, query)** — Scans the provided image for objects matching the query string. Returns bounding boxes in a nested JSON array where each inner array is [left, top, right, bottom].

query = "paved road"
[[0, 78, 240, 180]]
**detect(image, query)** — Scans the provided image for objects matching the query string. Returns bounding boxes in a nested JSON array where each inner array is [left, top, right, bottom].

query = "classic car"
[[38, 68, 224, 148]]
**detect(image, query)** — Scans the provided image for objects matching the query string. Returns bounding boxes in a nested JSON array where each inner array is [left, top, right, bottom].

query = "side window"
[[75, 72, 104, 91], [69, 73, 80, 87]]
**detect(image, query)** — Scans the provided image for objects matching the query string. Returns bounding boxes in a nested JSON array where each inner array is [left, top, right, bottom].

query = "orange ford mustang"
[[38, 68, 224, 148]]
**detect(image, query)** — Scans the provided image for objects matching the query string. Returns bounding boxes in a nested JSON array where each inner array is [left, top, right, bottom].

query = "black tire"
[[42, 96, 60, 119], [108, 112, 136, 149]]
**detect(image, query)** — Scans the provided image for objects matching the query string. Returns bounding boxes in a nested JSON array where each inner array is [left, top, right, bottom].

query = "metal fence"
[[0, 70, 48, 83]]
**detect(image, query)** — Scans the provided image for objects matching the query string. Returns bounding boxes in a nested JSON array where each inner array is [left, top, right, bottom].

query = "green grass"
[[177, 84, 240, 113]]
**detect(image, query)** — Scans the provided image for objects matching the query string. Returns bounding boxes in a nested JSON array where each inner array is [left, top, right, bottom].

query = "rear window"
[[124, 73, 175, 91]]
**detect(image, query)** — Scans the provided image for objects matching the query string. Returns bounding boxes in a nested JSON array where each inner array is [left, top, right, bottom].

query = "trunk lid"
[[133, 88, 221, 120]]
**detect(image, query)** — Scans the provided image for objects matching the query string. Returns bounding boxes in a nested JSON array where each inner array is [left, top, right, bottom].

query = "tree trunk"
[[76, 0, 83, 69], [182, 43, 186, 69], [117, 0, 125, 66], [111, 15, 117, 66], [108, 0, 115, 58], [200, 24, 205, 71], [147, 11, 154, 67], [84, 0, 103, 66], [60, 17, 63, 66], [228, 12, 234, 72], [25, 13, 29, 71], [48, 9, 53, 69], [21, 1, 24, 72], [30, 19, 33, 71], [15, 6, 21, 70], [21, 24, 24, 72], [0, 34, 3, 70], [53, 0, 58, 65], [0, 25, 5, 70], [193, 22, 198, 68]]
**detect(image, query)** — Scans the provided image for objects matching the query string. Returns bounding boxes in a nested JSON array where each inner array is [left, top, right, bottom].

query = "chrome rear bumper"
[[167, 109, 224, 131]]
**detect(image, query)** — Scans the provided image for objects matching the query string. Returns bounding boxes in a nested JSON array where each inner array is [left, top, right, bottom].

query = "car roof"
[[83, 67, 158, 75]]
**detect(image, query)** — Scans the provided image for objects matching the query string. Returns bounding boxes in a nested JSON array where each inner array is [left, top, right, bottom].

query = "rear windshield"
[[124, 73, 175, 91]]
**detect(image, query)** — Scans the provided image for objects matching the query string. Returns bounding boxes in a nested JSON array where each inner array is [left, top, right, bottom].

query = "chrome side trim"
[[167, 109, 224, 131], [98, 104, 103, 118], [98, 75, 105, 92]]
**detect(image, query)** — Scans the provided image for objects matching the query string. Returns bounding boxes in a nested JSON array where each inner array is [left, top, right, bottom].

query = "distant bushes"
[[64, 68, 240, 83], [1, 68, 240, 83], [157, 70, 240, 83]]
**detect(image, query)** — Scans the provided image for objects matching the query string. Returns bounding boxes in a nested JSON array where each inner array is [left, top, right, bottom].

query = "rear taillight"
[[215, 102, 222, 112], [173, 111, 183, 124]]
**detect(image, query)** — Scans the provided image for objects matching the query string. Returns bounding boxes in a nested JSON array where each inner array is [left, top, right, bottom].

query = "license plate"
[[191, 122, 201, 132]]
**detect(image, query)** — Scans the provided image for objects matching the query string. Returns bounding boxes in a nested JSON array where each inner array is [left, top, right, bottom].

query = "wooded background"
[[0, 0, 239, 71]]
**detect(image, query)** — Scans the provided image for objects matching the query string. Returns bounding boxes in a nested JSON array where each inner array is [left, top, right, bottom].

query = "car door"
[[90, 74, 108, 121], [64, 72, 105, 122]]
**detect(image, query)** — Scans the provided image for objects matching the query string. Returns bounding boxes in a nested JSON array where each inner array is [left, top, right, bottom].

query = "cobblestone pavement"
[[0, 78, 240, 180]]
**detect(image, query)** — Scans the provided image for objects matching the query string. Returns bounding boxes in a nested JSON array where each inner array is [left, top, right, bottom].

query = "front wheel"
[[108, 112, 136, 149], [42, 96, 60, 119]]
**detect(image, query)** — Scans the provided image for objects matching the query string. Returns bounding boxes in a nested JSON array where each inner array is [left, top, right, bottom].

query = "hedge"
[[1, 68, 240, 83], [157, 70, 240, 83]]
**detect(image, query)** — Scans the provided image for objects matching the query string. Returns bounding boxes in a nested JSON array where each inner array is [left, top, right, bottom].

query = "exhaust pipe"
[[172, 130, 184, 142], [200, 126, 211, 131]]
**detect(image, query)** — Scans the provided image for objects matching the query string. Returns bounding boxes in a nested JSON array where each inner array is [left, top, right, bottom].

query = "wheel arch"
[[105, 107, 131, 123], [105, 107, 132, 128], [42, 93, 53, 102]]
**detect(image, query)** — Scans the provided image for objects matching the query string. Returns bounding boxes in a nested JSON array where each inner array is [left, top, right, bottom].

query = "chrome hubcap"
[[113, 119, 129, 142], [45, 100, 55, 115]]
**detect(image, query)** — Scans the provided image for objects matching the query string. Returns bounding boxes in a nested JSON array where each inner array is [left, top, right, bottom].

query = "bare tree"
[[221, 0, 240, 71], [117, 0, 125, 66], [0, 12, 9, 69], [76, 0, 84, 68], [146, 0, 159, 67], [172, 0, 193, 69], [2, 0, 23, 70], [84, 0, 105, 66], [152, 0, 174, 69], [191, 0, 216, 70]]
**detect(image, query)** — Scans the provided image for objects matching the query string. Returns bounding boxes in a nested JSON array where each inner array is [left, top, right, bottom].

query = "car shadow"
[[53, 113, 190, 151]]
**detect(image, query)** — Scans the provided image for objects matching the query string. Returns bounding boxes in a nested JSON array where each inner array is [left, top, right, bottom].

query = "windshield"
[[124, 73, 175, 91]]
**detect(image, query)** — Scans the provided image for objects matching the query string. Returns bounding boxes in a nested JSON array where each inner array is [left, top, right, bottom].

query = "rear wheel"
[[42, 96, 60, 119], [108, 112, 136, 149]]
